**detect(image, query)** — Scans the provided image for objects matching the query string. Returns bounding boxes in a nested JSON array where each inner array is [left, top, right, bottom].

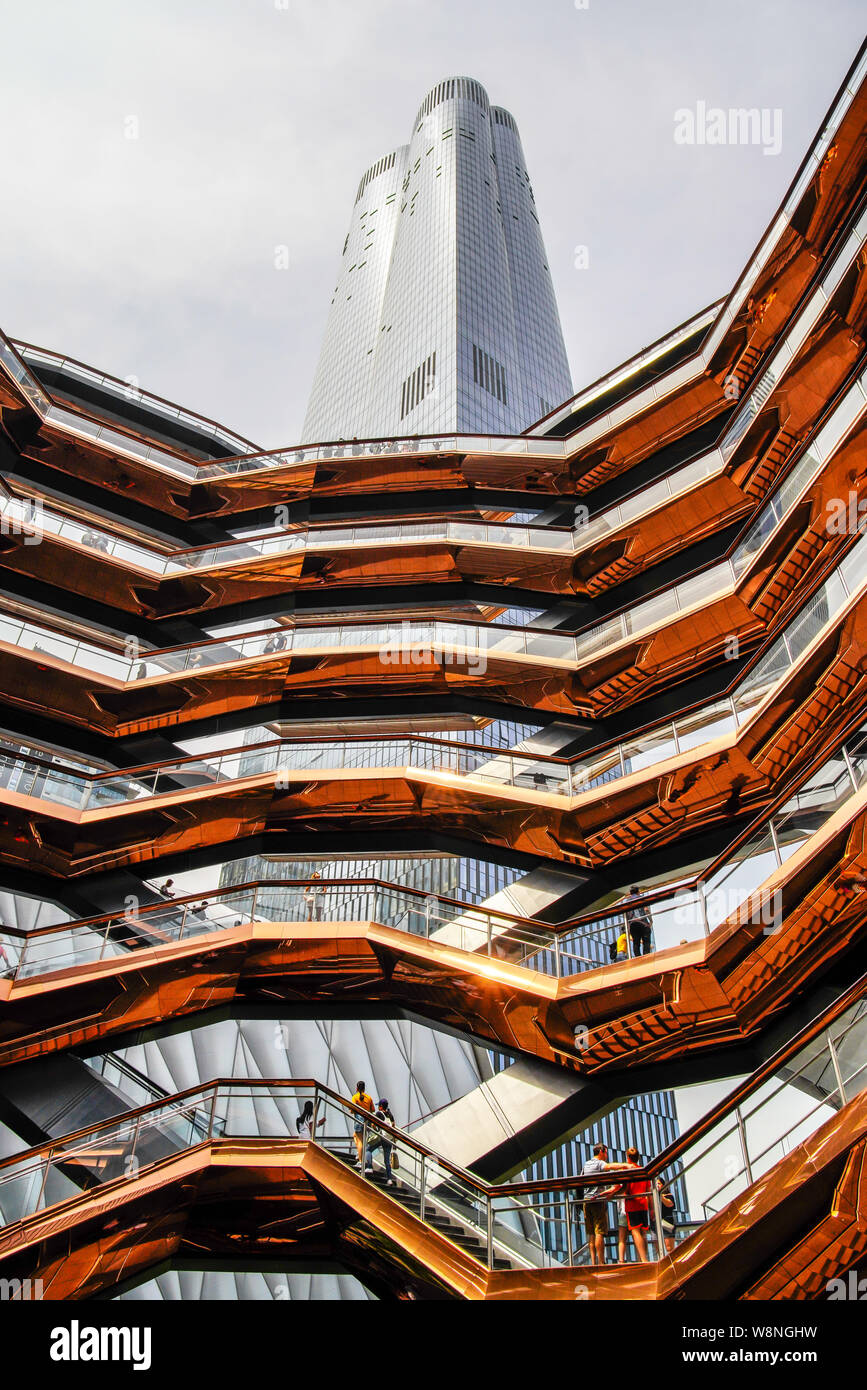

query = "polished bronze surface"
[[0, 591, 767, 734], [4, 236, 865, 626], [0, 780, 864, 1069], [741, 1136, 867, 1299], [0, 1077, 864, 1300], [0, 582, 863, 878], [0, 478, 755, 618], [0, 401, 862, 740], [2, 966, 865, 1302]]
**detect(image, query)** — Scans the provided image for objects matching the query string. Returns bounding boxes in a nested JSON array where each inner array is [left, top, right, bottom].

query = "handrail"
[[0, 355, 862, 746], [2, 695, 864, 947], [86, 1052, 170, 1102], [698, 1013, 867, 1216], [639, 971, 867, 1181], [0, 649, 864, 955], [12, 340, 261, 455], [1, 969, 864, 1210], [529, 303, 721, 432], [0, 519, 860, 829], [0, 749, 861, 982], [5, 295, 864, 595], [0, 876, 551, 942], [0, 542, 860, 798], [0, 450, 717, 559], [0, 1076, 487, 1199], [4, 193, 864, 568]]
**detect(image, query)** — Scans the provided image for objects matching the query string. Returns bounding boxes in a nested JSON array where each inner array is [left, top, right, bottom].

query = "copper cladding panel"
[[0, 475, 755, 619], [4, 624, 865, 880], [0, 591, 765, 737], [2, 79, 864, 529], [2, 1091, 866, 1301], [1, 790, 865, 1071]]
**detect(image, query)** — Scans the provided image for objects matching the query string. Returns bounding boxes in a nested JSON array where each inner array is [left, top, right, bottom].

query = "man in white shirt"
[[580, 1143, 625, 1265]]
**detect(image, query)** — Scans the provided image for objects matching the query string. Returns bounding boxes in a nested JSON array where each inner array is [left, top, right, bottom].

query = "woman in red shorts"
[[623, 1147, 651, 1262]]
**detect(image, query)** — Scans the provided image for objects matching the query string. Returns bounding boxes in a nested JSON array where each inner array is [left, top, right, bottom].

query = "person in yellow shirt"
[[351, 1080, 376, 1168], [615, 928, 628, 961]]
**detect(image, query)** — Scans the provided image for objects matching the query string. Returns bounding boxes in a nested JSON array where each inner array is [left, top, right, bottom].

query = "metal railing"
[[4, 227, 866, 589], [0, 972, 864, 1270], [0, 447, 724, 575], [1, 710, 864, 986], [13, 341, 261, 458], [0, 526, 863, 818], [0, 555, 741, 685], [0, 341, 864, 708]]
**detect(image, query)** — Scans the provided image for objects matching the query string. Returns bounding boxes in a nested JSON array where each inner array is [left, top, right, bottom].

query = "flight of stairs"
[[753, 529, 828, 620], [744, 428, 799, 498], [333, 1149, 515, 1269]]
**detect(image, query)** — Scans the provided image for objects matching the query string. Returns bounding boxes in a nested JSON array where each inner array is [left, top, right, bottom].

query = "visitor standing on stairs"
[[304, 872, 325, 922], [296, 1100, 325, 1140], [624, 886, 654, 957], [366, 1098, 398, 1185], [350, 1080, 376, 1168]]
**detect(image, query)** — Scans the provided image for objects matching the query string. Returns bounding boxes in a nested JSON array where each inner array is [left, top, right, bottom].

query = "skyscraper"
[[302, 77, 572, 443]]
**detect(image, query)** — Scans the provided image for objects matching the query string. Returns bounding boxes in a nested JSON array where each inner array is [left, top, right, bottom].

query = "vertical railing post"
[[418, 1155, 426, 1222], [735, 1107, 754, 1186], [699, 884, 710, 938], [566, 1193, 574, 1266], [840, 742, 859, 794], [34, 1147, 53, 1214], [486, 1196, 493, 1268], [207, 1085, 219, 1141], [651, 1180, 665, 1262], [129, 1115, 142, 1175], [827, 1032, 847, 1107], [769, 821, 783, 868]]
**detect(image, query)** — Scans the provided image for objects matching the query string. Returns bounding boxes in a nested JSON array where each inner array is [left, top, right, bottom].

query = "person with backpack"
[[365, 1098, 397, 1185], [608, 926, 629, 962], [350, 1080, 375, 1168], [624, 886, 653, 957]]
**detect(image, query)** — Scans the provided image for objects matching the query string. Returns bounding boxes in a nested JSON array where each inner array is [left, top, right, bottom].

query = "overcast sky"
[[1, 0, 864, 447]]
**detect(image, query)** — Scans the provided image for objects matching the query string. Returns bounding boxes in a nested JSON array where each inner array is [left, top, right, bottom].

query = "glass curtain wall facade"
[[302, 77, 572, 442]]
